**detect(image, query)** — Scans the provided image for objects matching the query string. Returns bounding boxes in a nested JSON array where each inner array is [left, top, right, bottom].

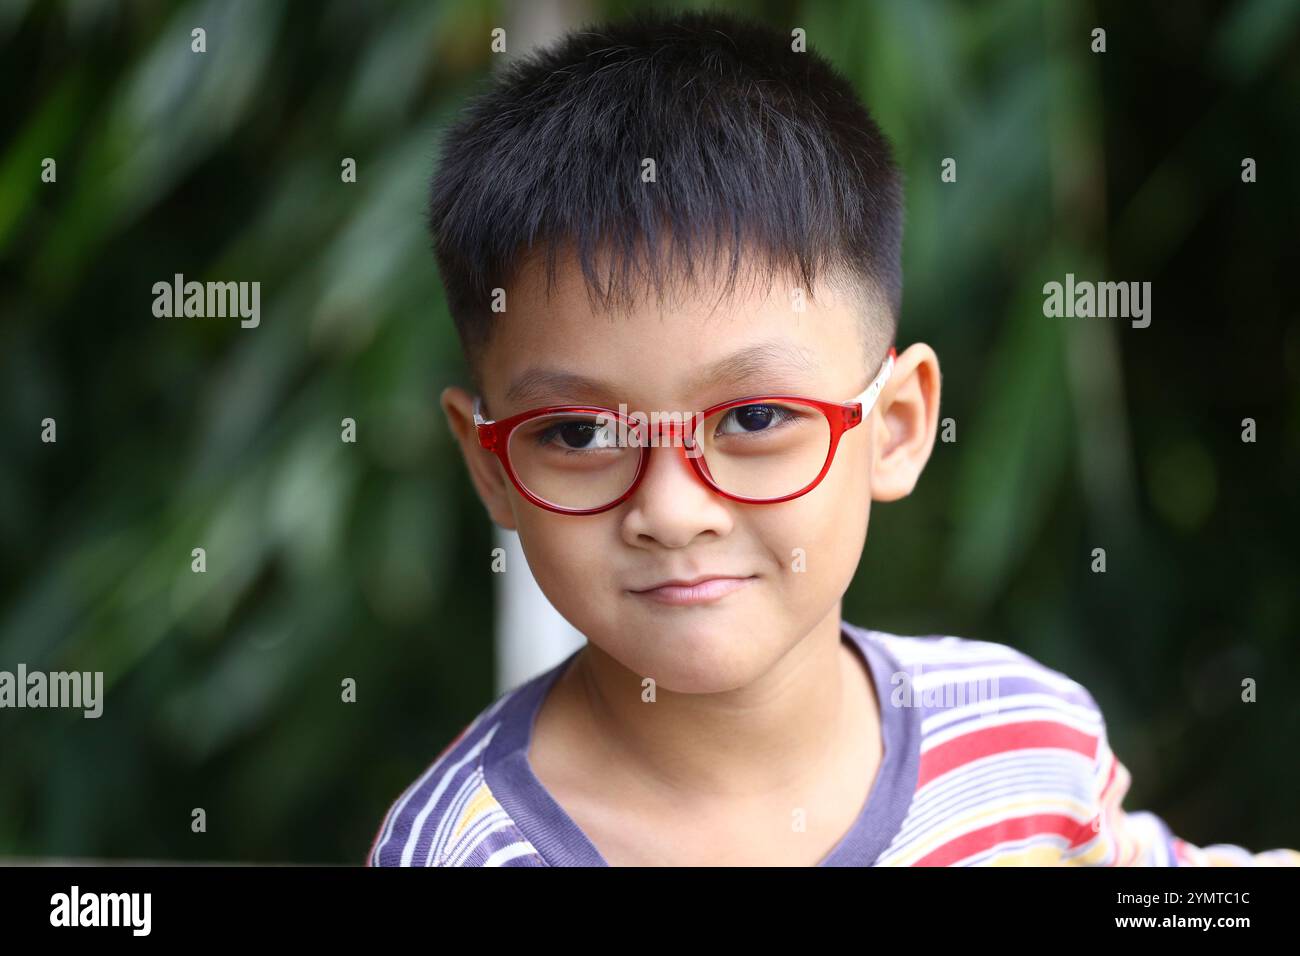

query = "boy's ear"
[[870, 343, 941, 502], [440, 385, 518, 530]]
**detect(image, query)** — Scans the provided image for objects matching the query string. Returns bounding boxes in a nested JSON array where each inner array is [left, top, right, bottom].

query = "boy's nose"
[[619, 435, 731, 548]]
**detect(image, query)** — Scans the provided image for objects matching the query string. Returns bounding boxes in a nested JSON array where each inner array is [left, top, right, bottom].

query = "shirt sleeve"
[[1072, 694, 1300, 867]]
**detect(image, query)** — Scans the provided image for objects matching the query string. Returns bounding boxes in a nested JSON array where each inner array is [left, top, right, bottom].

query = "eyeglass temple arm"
[[847, 347, 896, 424]]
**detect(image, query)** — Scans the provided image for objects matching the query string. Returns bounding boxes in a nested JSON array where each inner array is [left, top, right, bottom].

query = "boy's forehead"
[[498, 338, 825, 411], [481, 252, 868, 409], [483, 301, 862, 413]]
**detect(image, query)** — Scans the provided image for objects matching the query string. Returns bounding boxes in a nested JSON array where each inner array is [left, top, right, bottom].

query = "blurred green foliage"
[[1, 0, 1296, 862]]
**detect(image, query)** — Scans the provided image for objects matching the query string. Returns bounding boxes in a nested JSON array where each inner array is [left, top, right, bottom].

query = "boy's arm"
[[1069, 695, 1300, 867]]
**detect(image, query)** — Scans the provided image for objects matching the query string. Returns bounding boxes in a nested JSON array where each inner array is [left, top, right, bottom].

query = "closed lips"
[[630, 575, 755, 605], [632, 574, 750, 591]]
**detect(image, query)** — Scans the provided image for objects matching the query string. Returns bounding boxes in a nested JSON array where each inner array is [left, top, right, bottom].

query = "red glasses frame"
[[473, 347, 897, 515]]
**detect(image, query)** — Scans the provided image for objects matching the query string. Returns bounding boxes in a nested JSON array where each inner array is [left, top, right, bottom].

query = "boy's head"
[[435, 10, 940, 692]]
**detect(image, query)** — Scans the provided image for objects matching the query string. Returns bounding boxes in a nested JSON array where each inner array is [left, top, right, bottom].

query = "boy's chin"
[[599, 613, 793, 694]]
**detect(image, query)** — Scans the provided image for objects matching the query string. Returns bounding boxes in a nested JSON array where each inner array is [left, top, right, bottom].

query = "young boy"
[[369, 10, 1297, 867]]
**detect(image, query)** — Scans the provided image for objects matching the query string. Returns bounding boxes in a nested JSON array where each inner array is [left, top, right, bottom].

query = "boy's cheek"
[[750, 495, 866, 587], [512, 515, 613, 591]]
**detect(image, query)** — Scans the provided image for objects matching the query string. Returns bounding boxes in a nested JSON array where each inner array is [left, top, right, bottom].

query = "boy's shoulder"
[[858, 625, 1102, 712], [852, 624, 1114, 865], [858, 626, 1108, 781], [367, 652, 573, 868]]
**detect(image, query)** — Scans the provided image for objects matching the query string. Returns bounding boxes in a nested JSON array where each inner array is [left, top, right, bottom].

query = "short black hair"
[[427, 9, 904, 382]]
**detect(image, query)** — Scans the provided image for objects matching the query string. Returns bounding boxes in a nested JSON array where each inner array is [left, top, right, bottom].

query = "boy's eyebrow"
[[502, 340, 821, 409], [686, 340, 821, 395]]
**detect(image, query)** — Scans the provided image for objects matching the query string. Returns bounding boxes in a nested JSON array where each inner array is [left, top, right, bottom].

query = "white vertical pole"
[[494, 528, 586, 694]]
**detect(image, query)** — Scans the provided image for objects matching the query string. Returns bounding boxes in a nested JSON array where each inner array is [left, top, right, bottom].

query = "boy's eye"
[[535, 417, 619, 451], [715, 403, 797, 436]]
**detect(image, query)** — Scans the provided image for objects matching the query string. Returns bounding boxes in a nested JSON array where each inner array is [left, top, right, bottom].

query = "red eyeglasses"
[[473, 347, 896, 515]]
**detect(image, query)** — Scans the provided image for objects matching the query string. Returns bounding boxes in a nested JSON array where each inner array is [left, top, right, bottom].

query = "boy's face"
[[442, 252, 939, 694]]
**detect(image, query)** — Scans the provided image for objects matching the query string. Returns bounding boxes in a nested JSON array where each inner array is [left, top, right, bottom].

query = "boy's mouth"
[[628, 575, 757, 606]]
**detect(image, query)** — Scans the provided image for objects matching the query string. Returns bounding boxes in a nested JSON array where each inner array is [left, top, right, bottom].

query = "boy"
[[369, 10, 1297, 866]]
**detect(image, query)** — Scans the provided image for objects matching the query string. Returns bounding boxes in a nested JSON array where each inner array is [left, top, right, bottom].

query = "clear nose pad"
[[667, 418, 716, 483]]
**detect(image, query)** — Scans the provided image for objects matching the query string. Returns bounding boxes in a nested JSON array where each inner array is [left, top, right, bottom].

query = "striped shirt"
[[368, 621, 1300, 866]]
